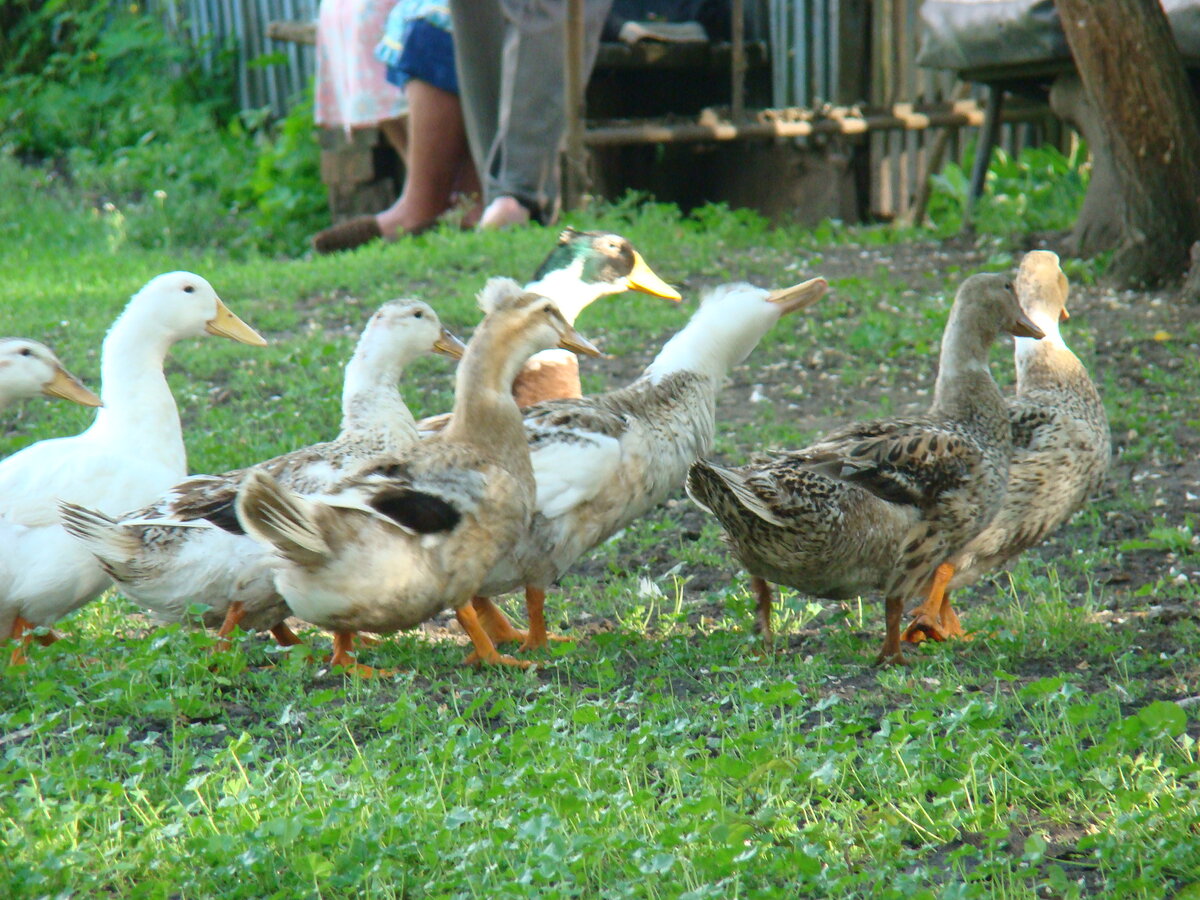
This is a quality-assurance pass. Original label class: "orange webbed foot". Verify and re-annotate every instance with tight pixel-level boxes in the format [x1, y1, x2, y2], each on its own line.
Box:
[457, 603, 534, 670]
[328, 631, 396, 678]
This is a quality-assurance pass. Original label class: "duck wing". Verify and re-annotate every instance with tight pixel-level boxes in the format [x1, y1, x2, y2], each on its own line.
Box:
[523, 401, 629, 519]
[796, 418, 981, 509]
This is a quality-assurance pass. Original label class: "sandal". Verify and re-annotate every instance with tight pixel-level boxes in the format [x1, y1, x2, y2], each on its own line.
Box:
[311, 216, 382, 254]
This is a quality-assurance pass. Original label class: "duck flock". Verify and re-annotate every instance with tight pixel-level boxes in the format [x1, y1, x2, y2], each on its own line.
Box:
[0, 230, 1110, 673]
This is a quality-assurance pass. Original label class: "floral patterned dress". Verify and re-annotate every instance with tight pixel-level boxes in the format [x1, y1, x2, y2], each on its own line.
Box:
[314, 0, 409, 133]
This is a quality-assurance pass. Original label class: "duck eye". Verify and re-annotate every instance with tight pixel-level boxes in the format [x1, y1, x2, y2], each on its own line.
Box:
[19, 347, 32, 357]
[1003, 282, 1014, 292]
[183, 285, 195, 294]
[413, 310, 423, 319]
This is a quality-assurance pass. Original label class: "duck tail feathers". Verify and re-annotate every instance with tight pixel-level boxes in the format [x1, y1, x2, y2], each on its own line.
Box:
[58, 501, 147, 581]
[686, 460, 789, 528]
[236, 469, 332, 568]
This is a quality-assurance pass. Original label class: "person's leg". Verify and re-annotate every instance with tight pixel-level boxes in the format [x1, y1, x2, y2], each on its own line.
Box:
[378, 116, 409, 166]
[449, 0, 506, 189]
[375, 78, 474, 238]
[480, 0, 612, 226]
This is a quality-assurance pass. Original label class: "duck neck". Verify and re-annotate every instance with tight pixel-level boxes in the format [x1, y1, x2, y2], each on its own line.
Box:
[644, 305, 753, 391]
[442, 326, 531, 458]
[1014, 313, 1086, 392]
[524, 269, 606, 326]
[514, 272, 605, 404]
[930, 304, 1004, 423]
[87, 306, 186, 471]
[338, 343, 418, 444]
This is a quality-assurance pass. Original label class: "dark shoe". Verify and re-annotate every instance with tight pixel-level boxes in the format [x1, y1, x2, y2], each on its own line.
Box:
[312, 216, 382, 254]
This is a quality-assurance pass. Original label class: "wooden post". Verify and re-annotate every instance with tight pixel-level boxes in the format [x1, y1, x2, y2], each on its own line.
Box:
[731, 0, 745, 122]
[1054, 0, 1200, 287]
[563, 0, 588, 211]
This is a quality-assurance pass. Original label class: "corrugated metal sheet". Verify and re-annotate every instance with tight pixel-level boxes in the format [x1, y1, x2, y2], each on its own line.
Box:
[150, 0, 317, 116]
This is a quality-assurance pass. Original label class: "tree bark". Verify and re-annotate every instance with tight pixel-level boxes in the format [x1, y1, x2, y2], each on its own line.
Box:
[1054, 0, 1200, 288]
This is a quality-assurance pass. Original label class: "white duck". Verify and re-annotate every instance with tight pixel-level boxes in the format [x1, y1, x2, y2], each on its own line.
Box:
[0, 338, 101, 412]
[0, 271, 265, 663]
[235, 280, 601, 674]
[59, 300, 464, 645]
[466, 278, 829, 653]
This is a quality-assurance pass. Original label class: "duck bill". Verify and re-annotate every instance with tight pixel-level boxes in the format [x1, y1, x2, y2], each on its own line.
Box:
[626, 252, 682, 301]
[557, 326, 603, 357]
[1059, 307, 1070, 322]
[205, 299, 268, 346]
[42, 367, 103, 407]
[767, 277, 829, 314]
[433, 328, 466, 360]
[1009, 310, 1047, 340]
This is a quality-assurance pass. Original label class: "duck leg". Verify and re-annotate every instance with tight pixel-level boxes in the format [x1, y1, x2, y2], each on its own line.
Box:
[329, 631, 393, 677]
[751, 576, 776, 651]
[517, 586, 572, 653]
[214, 600, 247, 651]
[470, 595, 529, 644]
[874, 595, 910, 667]
[901, 563, 964, 643]
[8, 616, 58, 666]
[269, 622, 304, 647]
[457, 603, 532, 669]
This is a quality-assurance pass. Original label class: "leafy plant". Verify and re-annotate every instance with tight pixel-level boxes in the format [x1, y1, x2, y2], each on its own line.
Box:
[928, 140, 1091, 236]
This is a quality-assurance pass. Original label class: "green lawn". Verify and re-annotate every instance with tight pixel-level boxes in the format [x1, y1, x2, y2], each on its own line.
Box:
[2, 156, 1198, 899]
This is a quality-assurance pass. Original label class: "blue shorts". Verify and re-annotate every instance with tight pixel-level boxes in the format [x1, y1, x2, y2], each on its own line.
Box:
[386, 18, 458, 96]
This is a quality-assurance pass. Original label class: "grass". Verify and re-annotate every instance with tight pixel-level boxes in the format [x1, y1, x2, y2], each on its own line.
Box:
[2, 152, 1199, 898]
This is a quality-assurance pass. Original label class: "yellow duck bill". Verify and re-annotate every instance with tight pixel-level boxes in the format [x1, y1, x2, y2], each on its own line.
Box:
[42, 367, 103, 407]
[767, 277, 829, 313]
[433, 328, 467, 359]
[557, 325, 603, 357]
[627, 252, 683, 301]
[205, 299, 268, 346]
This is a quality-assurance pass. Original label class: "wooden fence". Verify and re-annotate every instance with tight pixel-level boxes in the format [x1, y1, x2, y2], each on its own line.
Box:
[152, 0, 1060, 220]
[151, 0, 318, 117]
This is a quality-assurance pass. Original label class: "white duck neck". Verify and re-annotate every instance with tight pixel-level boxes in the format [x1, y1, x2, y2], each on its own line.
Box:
[338, 338, 419, 443]
[86, 305, 187, 471]
[1014, 309, 1066, 363]
[522, 266, 610, 378]
[643, 296, 764, 388]
[524, 266, 607, 326]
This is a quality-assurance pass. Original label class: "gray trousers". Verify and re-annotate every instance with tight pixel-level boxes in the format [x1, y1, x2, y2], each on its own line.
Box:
[449, 0, 612, 224]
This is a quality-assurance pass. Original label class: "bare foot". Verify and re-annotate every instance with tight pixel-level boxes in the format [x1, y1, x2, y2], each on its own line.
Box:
[478, 196, 531, 230]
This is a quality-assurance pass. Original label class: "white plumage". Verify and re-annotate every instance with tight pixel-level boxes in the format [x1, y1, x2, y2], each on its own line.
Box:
[1, 272, 265, 655]
[57, 300, 461, 637]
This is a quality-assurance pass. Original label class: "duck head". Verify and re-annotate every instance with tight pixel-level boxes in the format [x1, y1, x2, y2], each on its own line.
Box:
[0, 338, 102, 407]
[526, 228, 681, 324]
[1015, 250, 1071, 339]
[644, 276, 829, 384]
[361, 299, 465, 363]
[129, 271, 267, 347]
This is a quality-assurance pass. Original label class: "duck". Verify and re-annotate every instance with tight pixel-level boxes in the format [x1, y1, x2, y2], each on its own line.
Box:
[417, 227, 680, 431]
[0, 338, 101, 412]
[464, 278, 830, 654]
[685, 273, 1044, 666]
[58, 300, 464, 649]
[0, 271, 266, 664]
[235, 280, 601, 674]
[901, 251, 1110, 643]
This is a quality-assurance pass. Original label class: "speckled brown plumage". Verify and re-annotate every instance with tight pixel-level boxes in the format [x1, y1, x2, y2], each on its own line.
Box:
[902, 252, 1110, 642]
[687, 273, 1043, 664]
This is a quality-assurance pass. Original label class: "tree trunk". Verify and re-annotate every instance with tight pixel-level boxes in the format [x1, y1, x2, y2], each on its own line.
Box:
[1054, 0, 1200, 288]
